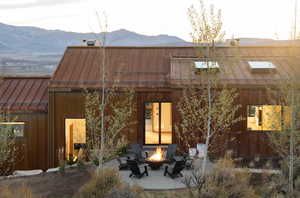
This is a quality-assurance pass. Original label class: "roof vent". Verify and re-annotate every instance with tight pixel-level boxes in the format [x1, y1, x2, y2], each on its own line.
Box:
[248, 61, 276, 73]
[230, 38, 240, 46]
[82, 40, 101, 46]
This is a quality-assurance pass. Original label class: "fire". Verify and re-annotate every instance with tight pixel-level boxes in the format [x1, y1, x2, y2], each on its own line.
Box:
[148, 146, 164, 161]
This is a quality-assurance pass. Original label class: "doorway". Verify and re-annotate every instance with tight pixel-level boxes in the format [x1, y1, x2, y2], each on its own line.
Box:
[144, 102, 172, 144]
[65, 119, 86, 161]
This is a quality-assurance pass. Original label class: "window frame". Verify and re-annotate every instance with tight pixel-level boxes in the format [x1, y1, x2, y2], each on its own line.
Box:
[143, 100, 173, 145]
[0, 121, 26, 138]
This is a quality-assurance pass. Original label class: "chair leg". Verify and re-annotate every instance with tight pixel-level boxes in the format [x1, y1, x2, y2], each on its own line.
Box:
[164, 166, 168, 176]
[145, 166, 148, 176]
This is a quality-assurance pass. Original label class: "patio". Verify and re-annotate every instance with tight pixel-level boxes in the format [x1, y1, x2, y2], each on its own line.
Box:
[104, 158, 214, 190]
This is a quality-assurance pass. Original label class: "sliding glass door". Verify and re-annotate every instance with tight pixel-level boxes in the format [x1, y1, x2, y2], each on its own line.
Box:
[144, 102, 172, 144]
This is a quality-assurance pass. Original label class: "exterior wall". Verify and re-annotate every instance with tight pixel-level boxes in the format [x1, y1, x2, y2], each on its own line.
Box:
[171, 88, 275, 158]
[234, 88, 275, 158]
[12, 113, 48, 170]
[48, 91, 85, 168]
[48, 88, 277, 167]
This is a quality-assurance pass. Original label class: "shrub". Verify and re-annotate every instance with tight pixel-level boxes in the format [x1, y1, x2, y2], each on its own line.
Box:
[0, 124, 18, 176]
[58, 147, 66, 176]
[76, 168, 146, 198]
[115, 142, 129, 157]
[184, 154, 258, 198]
[0, 184, 37, 198]
[257, 158, 300, 197]
[76, 168, 122, 198]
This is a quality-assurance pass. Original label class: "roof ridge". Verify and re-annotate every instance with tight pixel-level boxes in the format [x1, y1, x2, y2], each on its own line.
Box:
[66, 45, 300, 49]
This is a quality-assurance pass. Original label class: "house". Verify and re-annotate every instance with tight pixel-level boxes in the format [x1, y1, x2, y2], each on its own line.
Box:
[1, 46, 300, 170]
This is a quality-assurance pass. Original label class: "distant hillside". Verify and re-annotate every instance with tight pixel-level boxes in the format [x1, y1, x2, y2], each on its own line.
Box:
[0, 23, 189, 53]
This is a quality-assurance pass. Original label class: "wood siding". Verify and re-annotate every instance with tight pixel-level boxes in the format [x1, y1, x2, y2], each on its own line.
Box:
[13, 113, 48, 170]
[48, 91, 85, 168]
[48, 88, 277, 167]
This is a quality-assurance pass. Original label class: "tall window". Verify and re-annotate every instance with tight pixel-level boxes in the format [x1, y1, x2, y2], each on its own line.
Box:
[144, 102, 172, 144]
[0, 122, 25, 137]
[247, 105, 290, 131]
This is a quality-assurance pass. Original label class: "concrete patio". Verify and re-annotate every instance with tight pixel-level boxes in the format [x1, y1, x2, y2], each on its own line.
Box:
[104, 158, 214, 190]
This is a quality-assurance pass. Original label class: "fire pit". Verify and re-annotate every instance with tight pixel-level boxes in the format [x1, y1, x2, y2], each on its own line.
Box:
[145, 147, 167, 170]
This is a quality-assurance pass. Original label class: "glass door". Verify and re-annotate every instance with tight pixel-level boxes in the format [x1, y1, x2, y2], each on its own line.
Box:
[144, 102, 172, 144]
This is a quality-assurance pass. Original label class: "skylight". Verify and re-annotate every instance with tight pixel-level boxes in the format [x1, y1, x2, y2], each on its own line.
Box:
[248, 61, 276, 69]
[194, 61, 219, 69]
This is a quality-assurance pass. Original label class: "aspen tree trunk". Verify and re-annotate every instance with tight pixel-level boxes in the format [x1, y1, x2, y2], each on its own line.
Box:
[202, 82, 211, 175]
[289, 87, 295, 195]
[97, 18, 107, 171]
[202, 44, 212, 175]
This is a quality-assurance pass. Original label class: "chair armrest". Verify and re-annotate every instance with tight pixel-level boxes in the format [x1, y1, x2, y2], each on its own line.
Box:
[125, 153, 136, 160]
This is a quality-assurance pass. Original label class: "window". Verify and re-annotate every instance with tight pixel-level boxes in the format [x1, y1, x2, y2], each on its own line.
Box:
[247, 105, 288, 131]
[0, 122, 25, 137]
[194, 61, 219, 69]
[144, 102, 172, 144]
[248, 61, 276, 69]
[248, 61, 276, 73]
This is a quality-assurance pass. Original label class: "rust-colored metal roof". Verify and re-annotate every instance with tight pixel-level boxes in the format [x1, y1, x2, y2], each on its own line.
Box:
[0, 77, 49, 113]
[49, 46, 300, 88]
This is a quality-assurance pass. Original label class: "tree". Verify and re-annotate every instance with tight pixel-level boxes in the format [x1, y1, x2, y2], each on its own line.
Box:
[85, 86, 136, 168]
[0, 106, 18, 176]
[176, 0, 241, 175]
[84, 13, 137, 174]
[266, 78, 300, 196]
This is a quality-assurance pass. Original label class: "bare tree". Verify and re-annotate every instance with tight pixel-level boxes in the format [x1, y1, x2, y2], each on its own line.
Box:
[266, 78, 300, 196]
[178, 0, 241, 175]
[84, 13, 137, 171]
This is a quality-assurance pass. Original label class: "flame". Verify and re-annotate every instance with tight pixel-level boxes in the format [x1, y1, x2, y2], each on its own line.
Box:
[148, 146, 164, 161]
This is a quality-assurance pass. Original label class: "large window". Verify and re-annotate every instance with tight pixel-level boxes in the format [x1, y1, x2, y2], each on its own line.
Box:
[144, 102, 172, 144]
[247, 105, 291, 131]
[0, 122, 25, 137]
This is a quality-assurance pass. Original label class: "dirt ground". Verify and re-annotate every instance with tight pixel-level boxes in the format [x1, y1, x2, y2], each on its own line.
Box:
[0, 166, 96, 198]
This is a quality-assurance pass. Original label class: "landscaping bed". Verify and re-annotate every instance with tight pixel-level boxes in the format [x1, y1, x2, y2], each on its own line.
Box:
[0, 165, 95, 198]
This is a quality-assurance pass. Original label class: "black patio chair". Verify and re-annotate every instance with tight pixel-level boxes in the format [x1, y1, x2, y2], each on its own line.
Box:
[164, 159, 186, 179]
[130, 144, 148, 163]
[165, 144, 177, 163]
[127, 159, 149, 179]
[117, 156, 130, 170]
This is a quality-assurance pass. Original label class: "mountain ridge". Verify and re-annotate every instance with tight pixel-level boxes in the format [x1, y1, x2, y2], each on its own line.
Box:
[0, 23, 189, 53]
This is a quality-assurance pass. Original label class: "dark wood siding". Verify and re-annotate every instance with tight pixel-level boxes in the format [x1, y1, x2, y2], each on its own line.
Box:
[48, 88, 279, 167]
[12, 113, 48, 170]
[48, 91, 85, 168]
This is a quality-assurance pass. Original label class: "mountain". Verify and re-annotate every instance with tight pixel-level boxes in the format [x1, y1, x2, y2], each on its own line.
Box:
[0, 23, 188, 54]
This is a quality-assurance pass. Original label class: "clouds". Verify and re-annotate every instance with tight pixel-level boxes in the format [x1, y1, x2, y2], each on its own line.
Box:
[0, 0, 84, 10]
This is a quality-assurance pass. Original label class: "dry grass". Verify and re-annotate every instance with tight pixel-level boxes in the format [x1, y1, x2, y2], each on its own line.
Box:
[0, 184, 39, 198]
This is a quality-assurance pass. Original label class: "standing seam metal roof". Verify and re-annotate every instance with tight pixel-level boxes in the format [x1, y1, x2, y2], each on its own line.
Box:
[0, 77, 49, 113]
[49, 46, 300, 88]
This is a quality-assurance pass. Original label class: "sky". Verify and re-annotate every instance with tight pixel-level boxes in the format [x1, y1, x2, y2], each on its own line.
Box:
[0, 0, 298, 41]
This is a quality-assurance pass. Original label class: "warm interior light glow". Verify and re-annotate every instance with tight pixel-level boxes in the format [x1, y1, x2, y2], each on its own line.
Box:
[148, 146, 164, 161]
[0, 122, 25, 125]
